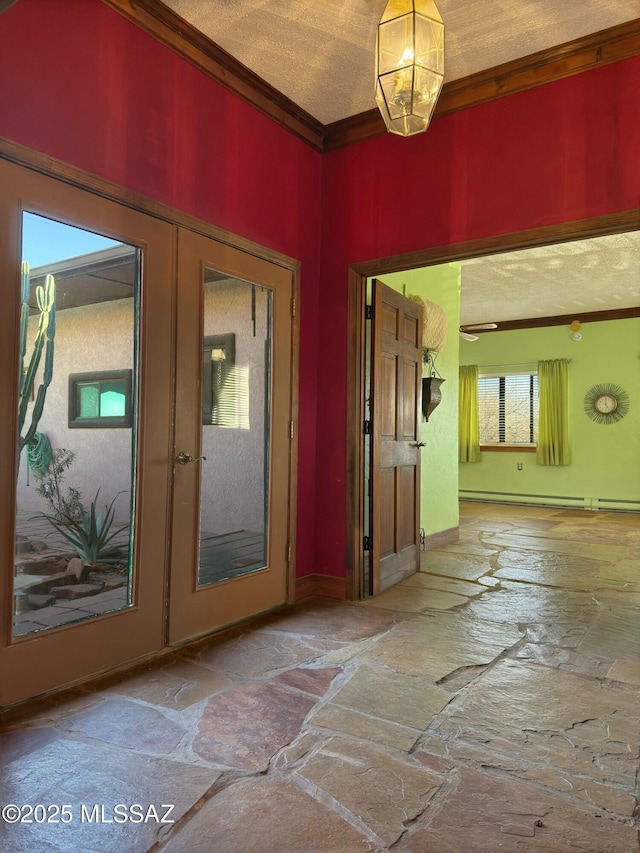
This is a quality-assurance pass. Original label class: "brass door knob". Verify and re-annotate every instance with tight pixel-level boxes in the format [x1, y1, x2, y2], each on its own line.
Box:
[176, 451, 207, 465]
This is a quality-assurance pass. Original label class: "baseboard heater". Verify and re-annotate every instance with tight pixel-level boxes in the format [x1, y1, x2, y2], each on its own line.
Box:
[459, 490, 640, 513]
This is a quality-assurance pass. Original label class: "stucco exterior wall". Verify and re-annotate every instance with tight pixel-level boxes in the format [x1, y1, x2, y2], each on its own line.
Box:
[200, 280, 269, 535]
[18, 298, 136, 522]
[17, 281, 268, 537]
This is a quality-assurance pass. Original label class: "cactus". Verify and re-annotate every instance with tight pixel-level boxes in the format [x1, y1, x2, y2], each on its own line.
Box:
[18, 262, 56, 463]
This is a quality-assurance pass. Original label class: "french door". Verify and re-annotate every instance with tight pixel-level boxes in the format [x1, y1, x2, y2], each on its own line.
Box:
[0, 158, 295, 706]
[168, 228, 293, 644]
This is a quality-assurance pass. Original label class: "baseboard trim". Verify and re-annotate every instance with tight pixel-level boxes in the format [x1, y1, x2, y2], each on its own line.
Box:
[459, 491, 640, 512]
[295, 573, 347, 602]
[423, 526, 459, 551]
[296, 534, 461, 600]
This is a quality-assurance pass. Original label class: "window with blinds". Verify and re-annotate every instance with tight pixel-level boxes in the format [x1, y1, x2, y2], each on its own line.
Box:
[478, 372, 538, 445]
[202, 333, 249, 429]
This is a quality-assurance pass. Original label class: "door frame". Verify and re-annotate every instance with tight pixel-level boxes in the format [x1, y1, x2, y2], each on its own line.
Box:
[168, 227, 296, 644]
[346, 209, 640, 602]
[0, 139, 300, 704]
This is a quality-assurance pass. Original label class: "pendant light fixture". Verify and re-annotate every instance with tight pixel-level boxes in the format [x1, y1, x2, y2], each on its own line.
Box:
[375, 0, 445, 137]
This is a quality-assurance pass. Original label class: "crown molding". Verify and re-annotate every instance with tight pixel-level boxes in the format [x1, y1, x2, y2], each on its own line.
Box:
[324, 18, 640, 152]
[462, 306, 640, 334]
[92, 7, 640, 153]
[100, 0, 324, 152]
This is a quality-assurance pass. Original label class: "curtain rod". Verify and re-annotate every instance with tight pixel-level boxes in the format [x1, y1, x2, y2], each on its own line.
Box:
[469, 359, 573, 369]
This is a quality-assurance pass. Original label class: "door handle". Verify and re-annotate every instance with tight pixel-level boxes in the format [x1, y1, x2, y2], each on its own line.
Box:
[176, 451, 207, 465]
[410, 442, 426, 448]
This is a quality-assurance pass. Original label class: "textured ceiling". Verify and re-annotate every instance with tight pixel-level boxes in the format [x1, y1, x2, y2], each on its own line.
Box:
[159, 0, 640, 323]
[163, 0, 638, 124]
[459, 231, 640, 325]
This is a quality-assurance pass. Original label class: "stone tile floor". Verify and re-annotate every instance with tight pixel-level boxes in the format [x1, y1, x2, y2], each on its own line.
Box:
[1, 502, 639, 852]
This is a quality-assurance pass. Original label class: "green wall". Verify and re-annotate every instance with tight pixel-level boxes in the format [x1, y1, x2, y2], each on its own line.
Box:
[379, 264, 461, 536]
[459, 319, 640, 510]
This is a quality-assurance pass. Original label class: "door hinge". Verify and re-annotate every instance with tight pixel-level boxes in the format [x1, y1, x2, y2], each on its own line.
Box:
[290, 420, 294, 439]
[290, 297, 296, 317]
[363, 535, 371, 551]
[363, 420, 371, 435]
[364, 305, 373, 320]
[287, 543, 292, 562]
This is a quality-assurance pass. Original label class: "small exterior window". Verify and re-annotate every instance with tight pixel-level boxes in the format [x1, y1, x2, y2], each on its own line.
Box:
[68, 370, 132, 428]
[478, 372, 538, 446]
[202, 333, 236, 426]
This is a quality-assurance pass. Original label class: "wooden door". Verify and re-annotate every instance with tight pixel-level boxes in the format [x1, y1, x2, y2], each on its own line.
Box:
[0, 159, 174, 707]
[168, 228, 294, 644]
[370, 280, 422, 595]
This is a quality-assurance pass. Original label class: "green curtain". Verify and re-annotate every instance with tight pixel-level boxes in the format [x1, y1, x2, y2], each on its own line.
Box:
[459, 365, 481, 462]
[537, 358, 570, 466]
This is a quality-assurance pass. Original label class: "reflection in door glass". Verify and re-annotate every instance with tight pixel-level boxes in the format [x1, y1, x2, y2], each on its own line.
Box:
[13, 213, 139, 637]
[198, 273, 271, 586]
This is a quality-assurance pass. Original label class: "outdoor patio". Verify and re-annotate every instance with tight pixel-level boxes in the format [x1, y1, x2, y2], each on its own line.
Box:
[13, 512, 265, 636]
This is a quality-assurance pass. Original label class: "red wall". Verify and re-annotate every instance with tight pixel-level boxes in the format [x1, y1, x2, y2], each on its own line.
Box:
[0, 0, 322, 577]
[315, 57, 640, 577]
[1, 1, 639, 585]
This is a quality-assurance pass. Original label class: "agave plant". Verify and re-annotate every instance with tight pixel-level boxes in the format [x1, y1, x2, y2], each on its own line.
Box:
[44, 490, 129, 565]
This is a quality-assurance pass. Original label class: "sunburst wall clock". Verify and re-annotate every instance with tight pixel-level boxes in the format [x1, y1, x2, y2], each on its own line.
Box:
[583, 383, 629, 424]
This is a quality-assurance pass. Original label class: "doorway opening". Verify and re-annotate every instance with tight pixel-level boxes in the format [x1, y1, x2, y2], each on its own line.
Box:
[347, 213, 640, 602]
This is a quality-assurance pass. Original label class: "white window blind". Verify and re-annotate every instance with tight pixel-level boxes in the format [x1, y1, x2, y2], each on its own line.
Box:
[478, 372, 539, 444]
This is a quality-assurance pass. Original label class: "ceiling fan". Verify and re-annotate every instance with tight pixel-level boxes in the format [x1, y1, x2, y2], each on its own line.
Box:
[459, 323, 498, 341]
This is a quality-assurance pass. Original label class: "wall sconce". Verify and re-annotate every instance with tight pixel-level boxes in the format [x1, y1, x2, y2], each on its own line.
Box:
[375, 0, 445, 137]
[422, 350, 444, 421]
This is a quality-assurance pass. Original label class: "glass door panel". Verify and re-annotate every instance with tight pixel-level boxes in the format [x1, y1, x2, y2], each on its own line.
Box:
[0, 158, 174, 707]
[169, 229, 293, 645]
[198, 276, 271, 586]
[14, 213, 139, 638]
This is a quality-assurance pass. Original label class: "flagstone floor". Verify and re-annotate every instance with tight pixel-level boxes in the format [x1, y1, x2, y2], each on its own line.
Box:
[1, 502, 639, 852]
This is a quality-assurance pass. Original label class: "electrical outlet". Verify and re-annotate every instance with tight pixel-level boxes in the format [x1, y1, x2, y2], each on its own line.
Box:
[517, 462, 523, 470]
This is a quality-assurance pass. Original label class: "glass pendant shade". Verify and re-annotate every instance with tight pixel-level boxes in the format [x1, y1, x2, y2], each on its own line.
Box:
[375, 0, 444, 137]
